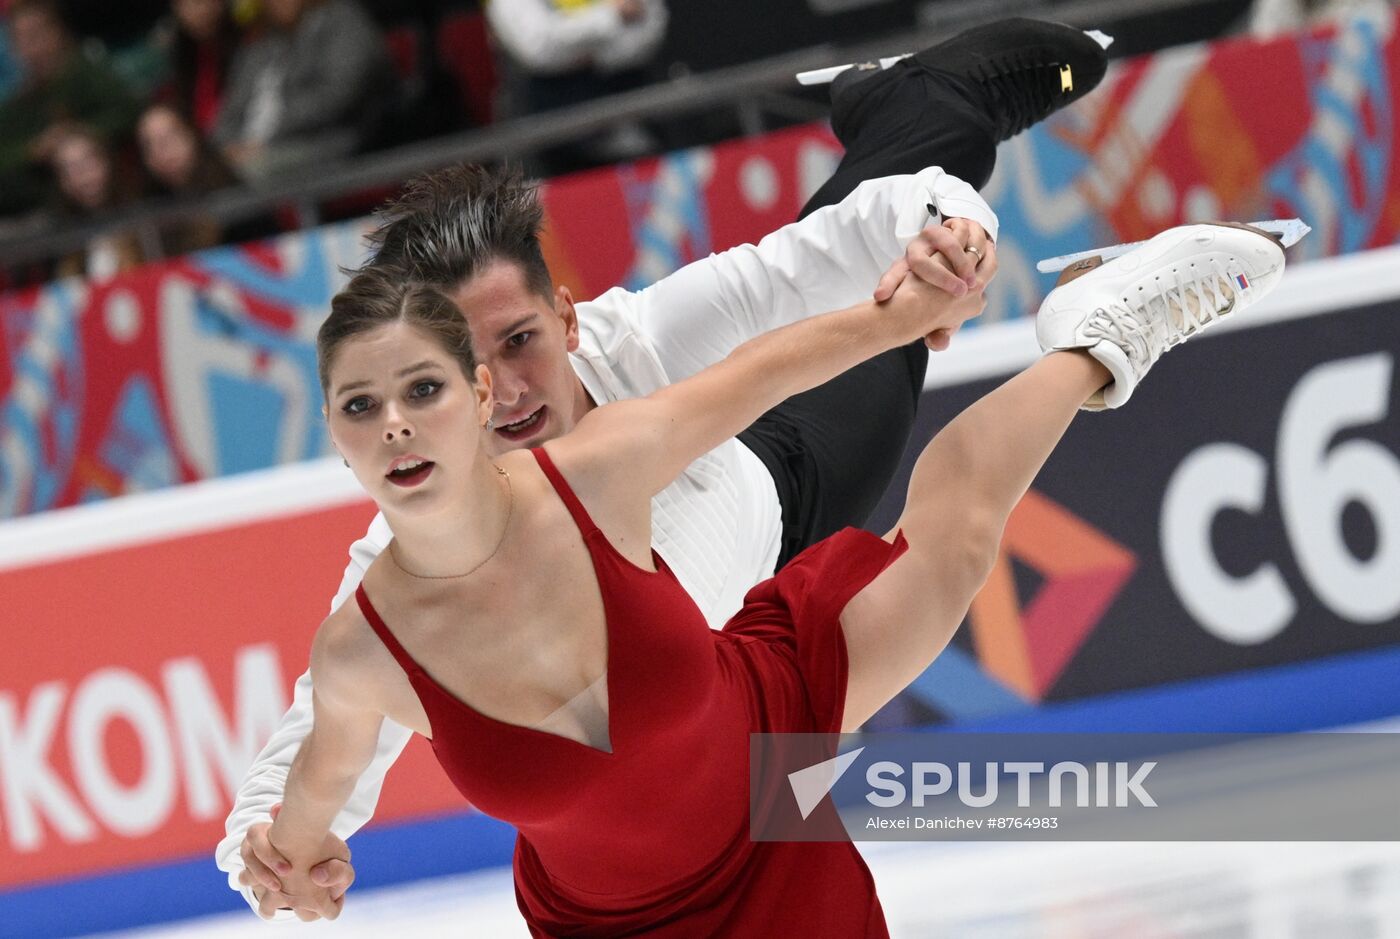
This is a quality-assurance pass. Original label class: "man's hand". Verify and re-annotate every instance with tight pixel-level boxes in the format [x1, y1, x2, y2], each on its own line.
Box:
[874, 217, 995, 350]
[874, 217, 998, 303]
[882, 250, 988, 351]
[238, 805, 354, 921]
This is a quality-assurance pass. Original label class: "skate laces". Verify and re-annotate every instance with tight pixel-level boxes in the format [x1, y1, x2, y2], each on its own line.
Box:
[976, 50, 1057, 137]
[1085, 261, 1239, 372]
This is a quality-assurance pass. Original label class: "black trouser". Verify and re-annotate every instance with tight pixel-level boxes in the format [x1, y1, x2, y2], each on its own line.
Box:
[737, 64, 998, 567]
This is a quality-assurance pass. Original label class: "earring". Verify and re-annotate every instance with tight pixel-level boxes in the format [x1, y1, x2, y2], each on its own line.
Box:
[485, 417, 495, 431]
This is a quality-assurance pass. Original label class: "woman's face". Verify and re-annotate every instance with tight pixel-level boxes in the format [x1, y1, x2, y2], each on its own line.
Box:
[138, 107, 197, 189]
[173, 0, 224, 41]
[53, 135, 111, 210]
[326, 321, 494, 516]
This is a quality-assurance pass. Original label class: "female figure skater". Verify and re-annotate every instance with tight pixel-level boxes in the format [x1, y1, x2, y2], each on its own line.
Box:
[266, 222, 1286, 936]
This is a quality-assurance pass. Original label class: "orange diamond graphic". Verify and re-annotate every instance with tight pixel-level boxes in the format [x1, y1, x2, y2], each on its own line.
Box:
[968, 490, 1137, 702]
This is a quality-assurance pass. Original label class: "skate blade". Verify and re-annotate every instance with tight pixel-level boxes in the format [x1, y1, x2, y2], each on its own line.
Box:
[1035, 219, 1312, 273]
[796, 54, 911, 86]
[1084, 29, 1115, 50]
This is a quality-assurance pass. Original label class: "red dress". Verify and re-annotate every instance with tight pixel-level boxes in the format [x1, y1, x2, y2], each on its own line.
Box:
[355, 447, 906, 937]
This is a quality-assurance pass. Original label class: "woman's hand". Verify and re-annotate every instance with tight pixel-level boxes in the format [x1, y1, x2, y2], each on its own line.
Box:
[262, 807, 353, 921]
[239, 803, 355, 920]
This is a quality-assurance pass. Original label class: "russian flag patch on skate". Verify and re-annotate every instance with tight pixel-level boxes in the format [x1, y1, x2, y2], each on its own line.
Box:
[1235, 273, 1251, 290]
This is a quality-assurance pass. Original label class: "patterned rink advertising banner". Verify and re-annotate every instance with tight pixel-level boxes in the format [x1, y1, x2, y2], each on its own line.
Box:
[4, 7, 1400, 520]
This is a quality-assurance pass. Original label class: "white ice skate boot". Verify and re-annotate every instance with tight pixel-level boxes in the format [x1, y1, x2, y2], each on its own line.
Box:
[1036, 223, 1288, 409]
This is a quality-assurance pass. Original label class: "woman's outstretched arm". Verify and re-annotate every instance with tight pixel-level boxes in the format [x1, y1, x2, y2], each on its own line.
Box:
[553, 271, 984, 508]
[263, 613, 387, 918]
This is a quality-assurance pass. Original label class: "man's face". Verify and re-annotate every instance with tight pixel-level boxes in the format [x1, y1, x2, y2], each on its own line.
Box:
[451, 260, 585, 456]
[11, 9, 69, 81]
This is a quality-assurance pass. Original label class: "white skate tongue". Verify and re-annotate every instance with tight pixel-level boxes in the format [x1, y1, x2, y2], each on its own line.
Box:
[1084, 29, 1115, 50]
[1036, 219, 1312, 274]
[796, 54, 912, 86]
[1085, 339, 1133, 410]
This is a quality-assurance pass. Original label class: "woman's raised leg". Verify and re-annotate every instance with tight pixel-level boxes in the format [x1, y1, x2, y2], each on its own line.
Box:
[837, 221, 1291, 731]
[838, 351, 1108, 730]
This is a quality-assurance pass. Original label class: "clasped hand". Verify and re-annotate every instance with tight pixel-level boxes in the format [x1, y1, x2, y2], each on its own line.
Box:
[239, 805, 354, 921]
[875, 217, 997, 350]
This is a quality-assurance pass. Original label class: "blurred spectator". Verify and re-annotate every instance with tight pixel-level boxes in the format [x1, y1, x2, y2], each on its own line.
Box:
[487, 0, 667, 111]
[212, 0, 392, 181]
[161, 0, 242, 135]
[46, 123, 146, 279]
[139, 101, 235, 195]
[138, 100, 264, 253]
[486, 0, 669, 171]
[0, 0, 141, 215]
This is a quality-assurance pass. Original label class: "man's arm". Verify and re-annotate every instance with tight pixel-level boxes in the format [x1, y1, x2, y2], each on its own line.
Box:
[215, 515, 411, 920]
[589, 165, 998, 384]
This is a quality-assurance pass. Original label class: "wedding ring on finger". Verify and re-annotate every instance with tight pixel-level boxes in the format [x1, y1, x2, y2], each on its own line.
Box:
[966, 244, 982, 262]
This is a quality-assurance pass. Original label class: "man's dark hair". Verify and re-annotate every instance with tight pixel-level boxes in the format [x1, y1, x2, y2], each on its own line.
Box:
[364, 164, 553, 299]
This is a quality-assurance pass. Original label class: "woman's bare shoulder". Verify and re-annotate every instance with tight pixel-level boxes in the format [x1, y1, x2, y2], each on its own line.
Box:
[310, 581, 393, 702]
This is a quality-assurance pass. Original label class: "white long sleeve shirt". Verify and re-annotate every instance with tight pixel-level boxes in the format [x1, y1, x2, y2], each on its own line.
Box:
[216, 166, 998, 916]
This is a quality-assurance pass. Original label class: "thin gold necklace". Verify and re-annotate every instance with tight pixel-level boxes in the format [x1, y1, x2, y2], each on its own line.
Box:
[388, 465, 513, 580]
